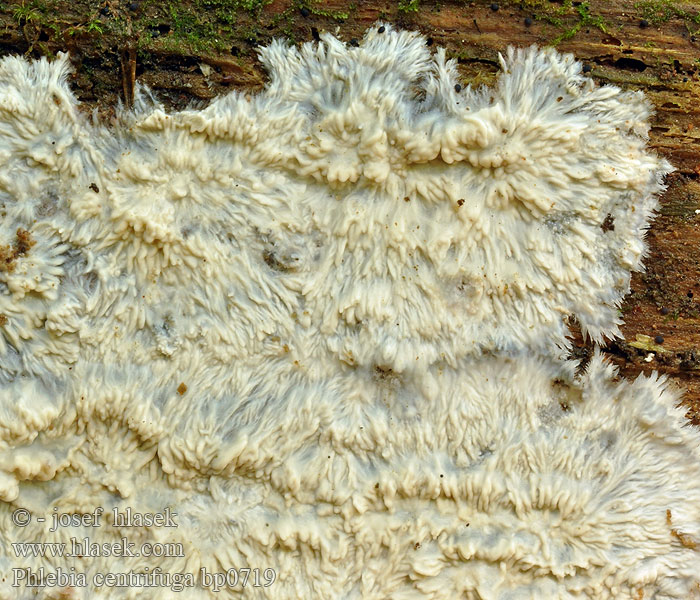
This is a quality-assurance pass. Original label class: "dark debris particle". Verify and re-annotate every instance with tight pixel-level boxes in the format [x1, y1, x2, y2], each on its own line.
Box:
[1, 229, 36, 273]
[349, 38, 359, 47]
[99, 6, 110, 16]
[640, 19, 649, 28]
[582, 63, 592, 73]
[688, 291, 694, 298]
[311, 27, 320, 41]
[656, 351, 674, 366]
[601, 213, 615, 232]
[680, 350, 700, 370]
[230, 45, 240, 56]
[454, 83, 462, 93]
[263, 249, 297, 272]
[375, 365, 394, 378]
[300, 6, 310, 17]
[490, 3, 499, 11]
[524, 17, 533, 27]
[89, 183, 99, 193]
[605, 339, 637, 362]
[426, 37, 433, 46]
[129, 2, 139, 11]
[457, 199, 465, 207]
[660, 306, 670, 315]
[378, 26, 386, 33]
[13, 229, 34, 257]
[654, 335, 665, 345]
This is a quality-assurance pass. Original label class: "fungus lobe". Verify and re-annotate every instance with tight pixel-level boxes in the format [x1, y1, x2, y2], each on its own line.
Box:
[0, 25, 697, 600]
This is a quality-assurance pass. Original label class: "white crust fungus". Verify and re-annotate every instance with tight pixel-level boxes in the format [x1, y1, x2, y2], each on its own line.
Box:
[0, 25, 698, 600]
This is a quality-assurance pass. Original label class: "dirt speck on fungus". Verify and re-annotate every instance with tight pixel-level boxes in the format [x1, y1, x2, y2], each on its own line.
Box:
[671, 528, 698, 549]
[0, 228, 35, 272]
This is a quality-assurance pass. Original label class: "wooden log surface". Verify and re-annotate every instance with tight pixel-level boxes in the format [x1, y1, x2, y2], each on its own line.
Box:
[1, 0, 699, 422]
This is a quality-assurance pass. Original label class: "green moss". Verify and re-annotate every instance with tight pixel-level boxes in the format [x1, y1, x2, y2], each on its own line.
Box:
[302, 1, 353, 21]
[12, 0, 44, 24]
[1, 0, 355, 59]
[201, 0, 272, 19]
[85, 19, 103, 35]
[398, 0, 420, 13]
[155, 2, 234, 52]
[551, 2, 607, 44]
[11, 0, 104, 50]
[44, 21, 61, 39]
[465, 0, 607, 45]
[63, 17, 105, 38]
[635, 0, 700, 33]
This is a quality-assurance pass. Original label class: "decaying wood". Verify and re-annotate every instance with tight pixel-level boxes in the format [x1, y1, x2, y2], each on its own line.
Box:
[120, 46, 136, 108]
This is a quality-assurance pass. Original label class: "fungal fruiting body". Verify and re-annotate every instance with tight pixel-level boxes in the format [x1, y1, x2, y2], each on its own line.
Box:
[0, 26, 698, 599]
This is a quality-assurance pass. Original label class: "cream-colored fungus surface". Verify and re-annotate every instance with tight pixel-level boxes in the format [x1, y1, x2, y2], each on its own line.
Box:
[0, 25, 698, 599]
